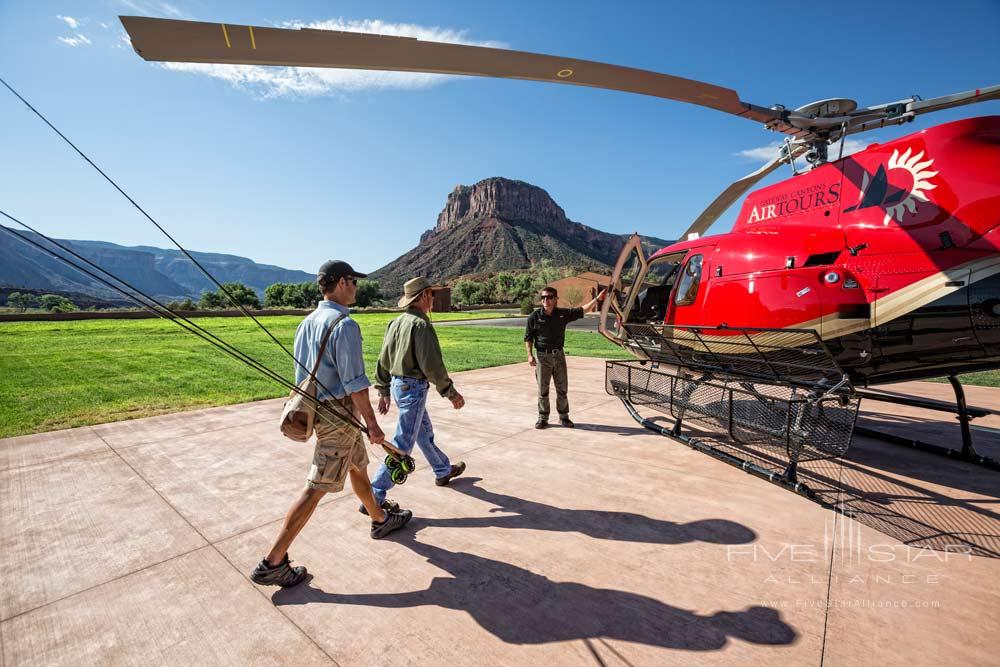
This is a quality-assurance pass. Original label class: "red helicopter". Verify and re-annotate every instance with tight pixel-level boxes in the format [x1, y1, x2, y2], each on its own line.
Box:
[120, 16, 1000, 492]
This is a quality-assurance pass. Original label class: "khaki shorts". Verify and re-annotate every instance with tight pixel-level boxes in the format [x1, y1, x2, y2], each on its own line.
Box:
[307, 399, 369, 493]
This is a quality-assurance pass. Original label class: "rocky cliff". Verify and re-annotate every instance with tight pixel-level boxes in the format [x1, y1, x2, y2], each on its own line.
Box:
[372, 177, 671, 296]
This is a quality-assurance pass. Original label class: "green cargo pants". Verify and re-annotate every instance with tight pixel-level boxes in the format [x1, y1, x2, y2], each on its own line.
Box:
[536, 349, 569, 419]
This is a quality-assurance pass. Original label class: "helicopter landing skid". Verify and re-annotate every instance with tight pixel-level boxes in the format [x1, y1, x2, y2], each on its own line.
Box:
[855, 378, 1000, 472]
[605, 360, 861, 488]
[616, 396, 816, 498]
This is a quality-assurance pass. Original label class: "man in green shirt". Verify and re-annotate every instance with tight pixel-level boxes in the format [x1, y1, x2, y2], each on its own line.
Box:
[366, 277, 467, 512]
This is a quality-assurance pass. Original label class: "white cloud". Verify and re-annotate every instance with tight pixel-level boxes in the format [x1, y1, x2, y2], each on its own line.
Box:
[736, 142, 784, 161]
[736, 138, 870, 163]
[100, 22, 110, 29]
[826, 138, 868, 159]
[118, 0, 191, 19]
[58, 33, 92, 47]
[160, 18, 508, 98]
[56, 15, 79, 29]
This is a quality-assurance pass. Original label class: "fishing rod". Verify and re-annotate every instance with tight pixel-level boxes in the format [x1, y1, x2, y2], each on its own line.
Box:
[0, 76, 347, 412]
[0, 211, 368, 435]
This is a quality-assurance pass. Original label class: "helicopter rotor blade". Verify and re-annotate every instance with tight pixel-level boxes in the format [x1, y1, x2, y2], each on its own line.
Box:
[678, 143, 809, 241]
[861, 84, 1000, 119]
[822, 84, 1000, 140]
[908, 83, 1000, 114]
[119, 16, 787, 127]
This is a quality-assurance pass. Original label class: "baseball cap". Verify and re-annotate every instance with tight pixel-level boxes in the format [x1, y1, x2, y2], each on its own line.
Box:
[317, 260, 367, 288]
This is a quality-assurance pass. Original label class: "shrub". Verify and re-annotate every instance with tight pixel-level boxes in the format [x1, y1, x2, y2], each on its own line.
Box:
[7, 292, 36, 311]
[165, 298, 196, 311]
[198, 290, 225, 310]
[220, 282, 261, 309]
[39, 294, 77, 312]
[264, 282, 321, 308]
[494, 272, 515, 303]
[263, 283, 289, 308]
[453, 280, 486, 305]
[355, 279, 381, 308]
[563, 287, 584, 305]
[199, 282, 260, 310]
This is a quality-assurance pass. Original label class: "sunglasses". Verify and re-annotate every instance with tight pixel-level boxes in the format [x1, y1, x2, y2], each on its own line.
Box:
[344, 277, 358, 286]
[540, 295, 557, 300]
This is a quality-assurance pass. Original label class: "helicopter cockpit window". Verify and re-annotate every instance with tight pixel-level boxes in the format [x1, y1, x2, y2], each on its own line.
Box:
[631, 257, 683, 323]
[674, 254, 703, 306]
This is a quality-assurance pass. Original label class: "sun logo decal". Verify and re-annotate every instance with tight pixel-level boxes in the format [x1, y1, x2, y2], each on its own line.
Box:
[844, 146, 939, 225]
[881, 148, 938, 225]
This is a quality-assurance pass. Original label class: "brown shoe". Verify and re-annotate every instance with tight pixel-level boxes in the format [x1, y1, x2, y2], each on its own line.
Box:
[435, 461, 467, 486]
[560, 417, 575, 428]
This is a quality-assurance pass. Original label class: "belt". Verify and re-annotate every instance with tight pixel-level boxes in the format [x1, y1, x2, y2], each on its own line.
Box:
[537, 348, 563, 354]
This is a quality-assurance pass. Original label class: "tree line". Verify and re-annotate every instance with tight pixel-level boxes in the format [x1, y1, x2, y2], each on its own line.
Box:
[6, 292, 79, 312]
[451, 262, 574, 313]
[3, 281, 380, 313]
[5, 264, 576, 314]
[163, 280, 382, 311]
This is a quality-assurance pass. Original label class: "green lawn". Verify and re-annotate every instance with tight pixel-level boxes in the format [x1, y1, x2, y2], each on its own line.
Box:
[4, 313, 995, 439]
[928, 371, 1000, 388]
[0, 312, 629, 438]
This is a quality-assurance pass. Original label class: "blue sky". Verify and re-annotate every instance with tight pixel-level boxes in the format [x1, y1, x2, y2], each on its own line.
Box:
[2, 0, 998, 274]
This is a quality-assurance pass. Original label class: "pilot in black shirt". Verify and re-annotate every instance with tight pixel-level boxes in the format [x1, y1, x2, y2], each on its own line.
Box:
[523, 285, 605, 429]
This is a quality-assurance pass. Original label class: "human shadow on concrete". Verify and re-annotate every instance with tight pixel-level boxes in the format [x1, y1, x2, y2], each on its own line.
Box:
[529, 422, 657, 436]
[273, 534, 797, 651]
[413, 477, 757, 546]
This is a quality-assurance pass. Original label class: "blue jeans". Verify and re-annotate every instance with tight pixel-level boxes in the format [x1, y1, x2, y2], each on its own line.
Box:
[371, 377, 453, 503]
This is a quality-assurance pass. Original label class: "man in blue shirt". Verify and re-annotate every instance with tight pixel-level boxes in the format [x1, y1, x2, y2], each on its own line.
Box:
[251, 260, 412, 588]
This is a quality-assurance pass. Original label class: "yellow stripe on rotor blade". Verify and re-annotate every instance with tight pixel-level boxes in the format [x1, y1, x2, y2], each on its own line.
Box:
[248, 25, 256, 49]
[221, 23, 231, 48]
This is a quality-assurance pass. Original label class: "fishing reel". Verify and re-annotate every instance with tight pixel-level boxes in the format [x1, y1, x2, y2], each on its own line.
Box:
[384, 453, 416, 484]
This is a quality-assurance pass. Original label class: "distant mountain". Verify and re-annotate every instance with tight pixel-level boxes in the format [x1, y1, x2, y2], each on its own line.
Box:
[0, 228, 313, 300]
[370, 177, 673, 296]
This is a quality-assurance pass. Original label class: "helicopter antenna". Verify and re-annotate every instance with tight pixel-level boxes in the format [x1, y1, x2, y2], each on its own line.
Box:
[679, 141, 809, 241]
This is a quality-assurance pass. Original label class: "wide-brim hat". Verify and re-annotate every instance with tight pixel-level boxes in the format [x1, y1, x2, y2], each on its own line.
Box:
[398, 276, 433, 308]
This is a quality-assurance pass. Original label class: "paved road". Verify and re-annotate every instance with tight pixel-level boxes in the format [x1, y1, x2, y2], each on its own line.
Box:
[438, 313, 602, 332]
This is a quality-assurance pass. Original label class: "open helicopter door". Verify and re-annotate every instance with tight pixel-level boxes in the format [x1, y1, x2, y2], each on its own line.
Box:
[599, 234, 648, 355]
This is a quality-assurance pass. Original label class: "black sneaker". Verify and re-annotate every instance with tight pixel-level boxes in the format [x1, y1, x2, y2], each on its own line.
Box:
[535, 419, 549, 429]
[371, 508, 413, 539]
[358, 498, 400, 516]
[435, 461, 466, 487]
[560, 417, 575, 428]
[250, 554, 307, 588]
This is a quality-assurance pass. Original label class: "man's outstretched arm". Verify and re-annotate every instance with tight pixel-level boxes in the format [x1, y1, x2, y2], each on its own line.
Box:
[581, 288, 608, 313]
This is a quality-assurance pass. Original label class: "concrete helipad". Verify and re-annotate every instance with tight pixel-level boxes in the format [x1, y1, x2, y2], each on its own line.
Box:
[2, 358, 998, 666]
